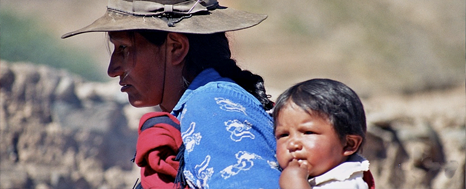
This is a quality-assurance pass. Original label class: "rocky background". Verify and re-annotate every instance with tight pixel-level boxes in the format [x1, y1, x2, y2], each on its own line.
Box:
[1, 61, 146, 189]
[1, 0, 465, 188]
[1, 61, 464, 189]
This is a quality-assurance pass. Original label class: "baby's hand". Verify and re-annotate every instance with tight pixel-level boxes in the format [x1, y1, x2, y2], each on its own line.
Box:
[285, 159, 309, 178]
[279, 159, 311, 189]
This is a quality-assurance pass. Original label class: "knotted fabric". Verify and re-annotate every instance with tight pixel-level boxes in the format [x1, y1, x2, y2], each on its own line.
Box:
[133, 0, 207, 15]
[135, 112, 183, 189]
[109, 0, 219, 16]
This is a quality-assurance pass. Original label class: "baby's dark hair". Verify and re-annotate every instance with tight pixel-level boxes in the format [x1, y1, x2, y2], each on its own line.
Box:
[137, 30, 274, 111]
[272, 78, 366, 152]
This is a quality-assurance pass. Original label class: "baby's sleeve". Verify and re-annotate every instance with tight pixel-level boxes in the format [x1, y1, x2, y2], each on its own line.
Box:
[314, 172, 369, 189]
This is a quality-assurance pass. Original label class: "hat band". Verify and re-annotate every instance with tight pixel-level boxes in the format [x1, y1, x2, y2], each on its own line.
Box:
[108, 0, 219, 16]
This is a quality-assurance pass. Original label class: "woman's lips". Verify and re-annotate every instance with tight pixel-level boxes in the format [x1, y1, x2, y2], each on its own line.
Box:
[121, 84, 131, 92]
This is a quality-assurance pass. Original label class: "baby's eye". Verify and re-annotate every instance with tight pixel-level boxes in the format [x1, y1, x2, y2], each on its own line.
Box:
[304, 131, 314, 135]
[275, 133, 288, 139]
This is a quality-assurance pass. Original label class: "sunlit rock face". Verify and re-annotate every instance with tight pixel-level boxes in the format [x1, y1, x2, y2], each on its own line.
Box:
[0, 61, 152, 189]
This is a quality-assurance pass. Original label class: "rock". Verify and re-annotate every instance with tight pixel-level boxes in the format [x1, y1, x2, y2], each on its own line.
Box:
[0, 61, 144, 188]
[362, 86, 465, 189]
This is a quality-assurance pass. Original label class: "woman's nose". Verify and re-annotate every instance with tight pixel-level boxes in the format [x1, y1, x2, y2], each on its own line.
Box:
[107, 54, 123, 78]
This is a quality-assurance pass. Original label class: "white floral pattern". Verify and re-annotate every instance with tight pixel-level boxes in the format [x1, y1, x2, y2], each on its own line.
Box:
[186, 155, 214, 189]
[182, 122, 202, 153]
[224, 119, 255, 142]
[215, 97, 247, 115]
[220, 151, 262, 179]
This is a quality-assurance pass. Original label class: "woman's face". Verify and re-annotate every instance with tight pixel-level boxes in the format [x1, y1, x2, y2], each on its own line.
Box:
[108, 31, 166, 107]
[275, 101, 347, 177]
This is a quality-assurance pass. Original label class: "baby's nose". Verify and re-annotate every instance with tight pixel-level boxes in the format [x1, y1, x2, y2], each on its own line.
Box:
[287, 140, 302, 152]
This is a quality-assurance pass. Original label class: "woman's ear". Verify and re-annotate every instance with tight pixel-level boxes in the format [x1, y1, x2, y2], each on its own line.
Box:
[166, 33, 189, 66]
[343, 135, 363, 156]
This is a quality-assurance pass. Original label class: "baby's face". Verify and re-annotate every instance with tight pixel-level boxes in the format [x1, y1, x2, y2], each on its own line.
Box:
[274, 102, 347, 177]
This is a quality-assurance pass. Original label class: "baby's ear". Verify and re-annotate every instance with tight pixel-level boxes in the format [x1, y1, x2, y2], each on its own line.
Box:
[343, 135, 363, 156]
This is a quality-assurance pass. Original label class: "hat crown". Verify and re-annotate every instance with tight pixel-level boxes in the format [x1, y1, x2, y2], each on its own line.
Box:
[62, 0, 266, 38]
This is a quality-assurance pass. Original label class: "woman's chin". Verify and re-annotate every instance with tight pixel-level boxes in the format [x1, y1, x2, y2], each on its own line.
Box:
[129, 99, 159, 108]
[128, 99, 145, 107]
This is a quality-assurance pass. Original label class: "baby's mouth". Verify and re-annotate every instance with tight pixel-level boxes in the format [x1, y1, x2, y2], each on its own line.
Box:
[292, 158, 308, 167]
[299, 159, 308, 165]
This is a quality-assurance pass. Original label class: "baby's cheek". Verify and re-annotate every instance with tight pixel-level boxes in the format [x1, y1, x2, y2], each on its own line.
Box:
[276, 146, 288, 168]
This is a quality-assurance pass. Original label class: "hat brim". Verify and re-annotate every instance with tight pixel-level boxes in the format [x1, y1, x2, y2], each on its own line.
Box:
[62, 7, 267, 39]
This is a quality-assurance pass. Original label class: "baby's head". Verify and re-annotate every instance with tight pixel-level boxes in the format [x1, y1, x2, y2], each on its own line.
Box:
[273, 78, 366, 177]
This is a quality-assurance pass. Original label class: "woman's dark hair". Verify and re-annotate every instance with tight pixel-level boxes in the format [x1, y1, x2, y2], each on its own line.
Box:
[138, 30, 274, 110]
[272, 78, 366, 152]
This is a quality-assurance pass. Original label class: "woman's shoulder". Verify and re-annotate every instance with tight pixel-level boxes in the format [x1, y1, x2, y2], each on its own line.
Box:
[181, 80, 271, 121]
[188, 80, 260, 107]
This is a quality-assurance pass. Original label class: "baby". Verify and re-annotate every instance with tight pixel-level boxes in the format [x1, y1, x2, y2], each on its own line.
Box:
[273, 78, 374, 189]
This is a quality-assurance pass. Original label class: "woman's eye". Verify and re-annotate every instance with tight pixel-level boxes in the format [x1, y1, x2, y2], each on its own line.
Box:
[119, 45, 127, 51]
[113, 44, 126, 52]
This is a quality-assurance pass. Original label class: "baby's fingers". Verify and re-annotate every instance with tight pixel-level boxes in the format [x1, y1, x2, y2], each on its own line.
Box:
[297, 159, 308, 168]
[289, 159, 301, 167]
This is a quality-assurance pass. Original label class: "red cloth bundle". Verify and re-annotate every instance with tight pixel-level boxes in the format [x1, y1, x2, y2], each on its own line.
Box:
[135, 112, 183, 189]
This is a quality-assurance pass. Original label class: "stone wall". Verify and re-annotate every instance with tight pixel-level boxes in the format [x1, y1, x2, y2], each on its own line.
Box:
[1, 61, 464, 188]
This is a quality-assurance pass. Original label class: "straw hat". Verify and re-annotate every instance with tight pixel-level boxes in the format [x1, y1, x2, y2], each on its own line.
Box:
[62, 0, 267, 38]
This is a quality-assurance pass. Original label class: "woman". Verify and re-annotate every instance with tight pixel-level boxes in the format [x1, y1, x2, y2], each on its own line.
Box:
[62, 0, 280, 188]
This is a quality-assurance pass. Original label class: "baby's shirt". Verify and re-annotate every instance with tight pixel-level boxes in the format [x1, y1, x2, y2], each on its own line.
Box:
[308, 154, 370, 189]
